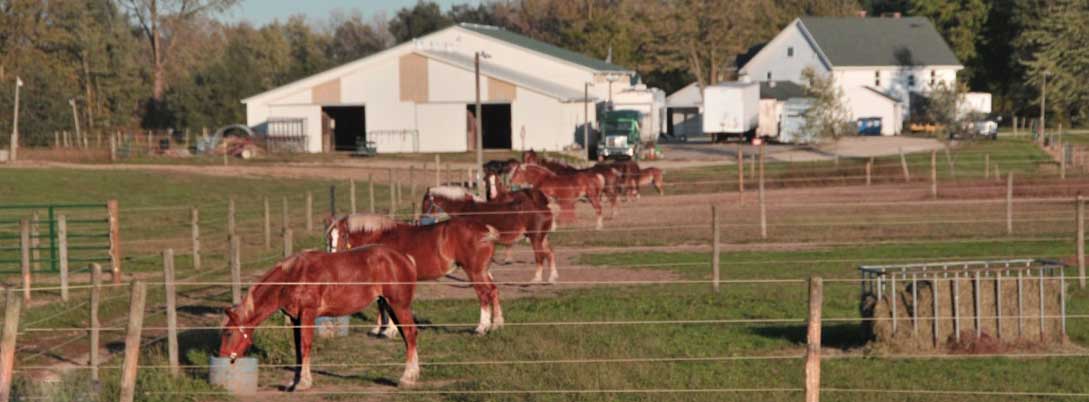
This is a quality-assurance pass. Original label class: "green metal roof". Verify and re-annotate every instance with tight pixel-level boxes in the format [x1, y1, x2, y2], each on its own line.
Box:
[459, 23, 632, 73]
[799, 17, 961, 67]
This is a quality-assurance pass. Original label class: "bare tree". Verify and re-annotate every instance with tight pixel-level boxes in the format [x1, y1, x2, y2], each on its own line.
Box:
[123, 0, 239, 102]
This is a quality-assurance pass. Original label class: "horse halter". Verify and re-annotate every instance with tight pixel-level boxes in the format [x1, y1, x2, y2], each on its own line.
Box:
[420, 194, 445, 226]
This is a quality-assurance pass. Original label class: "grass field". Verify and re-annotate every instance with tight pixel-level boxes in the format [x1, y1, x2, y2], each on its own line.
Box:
[2, 137, 1087, 401]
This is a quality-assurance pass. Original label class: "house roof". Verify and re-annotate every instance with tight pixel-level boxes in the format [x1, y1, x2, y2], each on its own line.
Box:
[458, 23, 632, 73]
[666, 82, 702, 108]
[418, 50, 593, 102]
[759, 81, 806, 100]
[798, 17, 961, 67]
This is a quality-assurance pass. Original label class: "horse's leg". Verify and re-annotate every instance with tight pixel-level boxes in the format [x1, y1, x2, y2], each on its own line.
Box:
[382, 298, 420, 386]
[654, 172, 664, 195]
[379, 304, 398, 338]
[466, 270, 497, 335]
[287, 315, 303, 390]
[542, 236, 558, 284]
[369, 305, 386, 337]
[530, 234, 546, 283]
[295, 310, 316, 391]
[503, 244, 514, 265]
[488, 271, 504, 330]
[587, 187, 604, 230]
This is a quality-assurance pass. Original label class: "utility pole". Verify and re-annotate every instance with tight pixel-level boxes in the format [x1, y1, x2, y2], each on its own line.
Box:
[475, 51, 490, 194]
[584, 82, 592, 161]
[9, 77, 22, 161]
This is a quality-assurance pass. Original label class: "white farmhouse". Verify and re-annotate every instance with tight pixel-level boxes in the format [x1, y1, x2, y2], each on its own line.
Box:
[243, 23, 636, 154]
[739, 16, 962, 135]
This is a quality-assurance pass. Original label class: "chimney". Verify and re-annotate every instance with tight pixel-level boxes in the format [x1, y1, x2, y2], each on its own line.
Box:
[857, 10, 867, 18]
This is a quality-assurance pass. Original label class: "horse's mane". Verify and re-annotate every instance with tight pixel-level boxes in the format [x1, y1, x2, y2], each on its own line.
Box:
[347, 213, 400, 233]
[428, 186, 483, 202]
[239, 251, 309, 319]
[521, 164, 556, 176]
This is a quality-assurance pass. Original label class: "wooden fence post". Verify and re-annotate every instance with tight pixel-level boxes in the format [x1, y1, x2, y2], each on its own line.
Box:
[0, 289, 22, 402]
[1006, 173, 1014, 235]
[435, 155, 441, 187]
[20, 219, 30, 302]
[305, 192, 313, 232]
[737, 143, 745, 196]
[985, 154, 991, 179]
[899, 147, 910, 182]
[89, 263, 101, 382]
[350, 179, 357, 213]
[369, 174, 376, 214]
[58, 214, 69, 302]
[930, 150, 937, 199]
[390, 169, 397, 218]
[865, 158, 872, 186]
[759, 143, 767, 240]
[329, 185, 336, 216]
[227, 197, 236, 237]
[805, 277, 823, 402]
[263, 197, 271, 250]
[107, 199, 121, 284]
[1078, 195, 1086, 289]
[749, 154, 755, 181]
[230, 235, 241, 305]
[162, 249, 179, 377]
[711, 205, 720, 293]
[109, 135, 117, 162]
[283, 229, 293, 258]
[281, 197, 289, 235]
[191, 208, 201, 270]
[118, 281, 147, 402]
[410, 166, 418, 202]
[1062, 143, 1068, 180]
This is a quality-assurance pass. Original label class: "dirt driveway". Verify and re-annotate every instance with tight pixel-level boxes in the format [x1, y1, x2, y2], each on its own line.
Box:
[655, 136, 945, 166]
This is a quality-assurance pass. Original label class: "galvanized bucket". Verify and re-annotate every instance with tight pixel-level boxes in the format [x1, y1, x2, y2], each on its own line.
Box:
[209, 356, 258, 395]
[315, 316, 350, 338]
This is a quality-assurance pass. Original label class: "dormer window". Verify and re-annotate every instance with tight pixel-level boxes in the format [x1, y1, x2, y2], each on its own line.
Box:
[930, 70, 936, 86]
[908, 75, 916, 88]
[787, 46, 794, 57]
[874, 71, 881, 86]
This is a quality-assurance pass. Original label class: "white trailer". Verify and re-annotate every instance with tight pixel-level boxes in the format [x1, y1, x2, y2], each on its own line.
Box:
[702, 82, 759, 142]
[611, 85, 667, 143]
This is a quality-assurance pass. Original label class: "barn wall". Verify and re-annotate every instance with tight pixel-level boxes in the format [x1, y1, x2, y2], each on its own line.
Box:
[416, 103, 468, 152]
[427, 58, 482, 103]
[512, 88, 569, 151]
[267, 104, 322, 152]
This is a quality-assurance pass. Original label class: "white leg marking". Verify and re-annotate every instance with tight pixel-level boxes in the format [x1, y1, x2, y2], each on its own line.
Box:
[474, 305, 492, 335]
[399, 351, 420, 387]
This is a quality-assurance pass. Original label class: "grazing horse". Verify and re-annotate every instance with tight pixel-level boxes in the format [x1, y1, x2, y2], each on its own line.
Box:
[636, 167, 665, 196]
[326, 214, 501, 335]
[521, 151, 622, 215]
[422, 188, 560, 283]
[509, 163, 605, 229]
[219, 246, 420, 391]
[606, 159, 643, 199]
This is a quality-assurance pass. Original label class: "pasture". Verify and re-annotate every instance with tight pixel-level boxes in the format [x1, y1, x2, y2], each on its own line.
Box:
[2, 136, 1089, 401]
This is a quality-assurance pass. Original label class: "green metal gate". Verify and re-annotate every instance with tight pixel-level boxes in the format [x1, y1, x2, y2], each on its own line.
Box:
[0, 203, 113, 274]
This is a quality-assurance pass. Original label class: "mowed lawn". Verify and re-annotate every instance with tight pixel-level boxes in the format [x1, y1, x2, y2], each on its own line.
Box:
[1, 154, 1087, 401]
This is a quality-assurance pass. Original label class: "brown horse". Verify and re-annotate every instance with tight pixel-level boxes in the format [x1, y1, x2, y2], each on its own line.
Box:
[422, 187, 560, 283]
[607, 159, 643, 199]
[326, 214, 501, 335]
[219, 246, 420, 391]
[509, 163, 605, 229]
[522, 150, 621, 213]
[636, 167, 665, 197]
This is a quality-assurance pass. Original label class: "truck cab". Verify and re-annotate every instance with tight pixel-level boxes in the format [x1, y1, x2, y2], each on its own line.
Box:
[599, 110, 642, 160]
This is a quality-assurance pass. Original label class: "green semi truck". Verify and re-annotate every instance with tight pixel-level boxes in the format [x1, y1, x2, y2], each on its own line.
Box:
[598, 110, 642, 160]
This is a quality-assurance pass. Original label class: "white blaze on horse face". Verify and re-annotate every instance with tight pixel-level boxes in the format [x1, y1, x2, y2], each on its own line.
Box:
[328, 227, 339, 252]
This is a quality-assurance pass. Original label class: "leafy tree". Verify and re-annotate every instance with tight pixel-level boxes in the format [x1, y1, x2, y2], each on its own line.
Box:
[1016, 0, 1089, 126]
[800, 67, 853, 143]
[389, 1, 452, 43]
[909, 0, 989, 82]
[328, 14, 391, 65]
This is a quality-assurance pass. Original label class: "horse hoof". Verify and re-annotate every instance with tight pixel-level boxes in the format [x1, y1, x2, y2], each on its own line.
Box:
[548, 276, 558, 285]
[474, 327, 489, 336]
[490, 318, 505, 331]
[293, 378, 313, 391]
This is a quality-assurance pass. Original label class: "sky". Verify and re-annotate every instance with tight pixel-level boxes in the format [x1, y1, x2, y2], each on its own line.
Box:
[228, 0, 482, 26]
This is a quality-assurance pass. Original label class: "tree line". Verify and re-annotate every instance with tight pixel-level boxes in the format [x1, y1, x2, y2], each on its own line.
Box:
[1, 0, 1086, 146]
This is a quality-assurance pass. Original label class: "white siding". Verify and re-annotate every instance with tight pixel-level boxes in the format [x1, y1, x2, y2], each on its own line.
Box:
[740, 21, 829, 84]
[267, 105, 322, 151]
[512, 88, 571, 151]
[427, 58, 481, 103]
[415, 103, 467, 152]
[844, 87, 902, 136]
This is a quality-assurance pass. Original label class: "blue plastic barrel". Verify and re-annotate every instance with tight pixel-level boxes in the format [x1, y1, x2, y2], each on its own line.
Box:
[315, 316, 350, 337]
[209, 356, 258, 395]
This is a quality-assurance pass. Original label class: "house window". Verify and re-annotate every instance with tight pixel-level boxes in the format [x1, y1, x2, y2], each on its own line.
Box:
[930, 70, 936, 86]
[767, 71, 773, 81]
[908, 75, 916, 88]
[787, 46, 794, 57]
[874, 71, 881, 86]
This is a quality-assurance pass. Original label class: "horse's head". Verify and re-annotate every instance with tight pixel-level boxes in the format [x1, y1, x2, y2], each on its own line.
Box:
[523, 149, 539, 164]
[219, 307, 255, 363]
[324, 216, 347, 252]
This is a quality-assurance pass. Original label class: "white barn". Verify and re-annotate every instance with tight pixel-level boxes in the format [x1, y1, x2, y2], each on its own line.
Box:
[243, 23, 637, 154]
[739, 16, 962, 135]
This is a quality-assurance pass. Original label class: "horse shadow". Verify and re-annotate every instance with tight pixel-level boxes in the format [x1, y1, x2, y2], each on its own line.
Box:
[749, 322, 869, 350]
